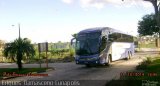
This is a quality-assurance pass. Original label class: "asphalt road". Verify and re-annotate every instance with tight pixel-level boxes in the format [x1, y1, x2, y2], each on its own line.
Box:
[1, 51, 159, 86]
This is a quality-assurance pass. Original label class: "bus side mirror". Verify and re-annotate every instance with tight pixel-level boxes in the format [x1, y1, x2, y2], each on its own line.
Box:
[71, 38, 76, 45]
[108, 38, 113, 42]
[102, 36, 107, 40]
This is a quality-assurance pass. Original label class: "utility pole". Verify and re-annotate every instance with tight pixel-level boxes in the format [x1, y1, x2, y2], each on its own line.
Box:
[158, 2, 160, 27]
[12, 23, 21, 39]
[18, 23, 21, 39]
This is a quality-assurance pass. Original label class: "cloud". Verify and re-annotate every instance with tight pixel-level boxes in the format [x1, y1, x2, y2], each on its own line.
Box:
[80, 0, 105, 9]
[62, 0, 74, 4]
[92, 2, 105, 9]
[141, 1, 153, 8]
[61, 0, 153, 9]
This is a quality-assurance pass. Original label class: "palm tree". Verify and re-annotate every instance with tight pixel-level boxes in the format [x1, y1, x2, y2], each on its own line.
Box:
[3, 38, 35, 70]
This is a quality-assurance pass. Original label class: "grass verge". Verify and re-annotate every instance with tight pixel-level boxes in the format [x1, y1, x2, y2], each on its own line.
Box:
[106, 56, 160, 86]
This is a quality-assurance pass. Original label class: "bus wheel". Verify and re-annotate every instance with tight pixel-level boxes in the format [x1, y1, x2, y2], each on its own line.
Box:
[127, 52, 131, 60]
[106, 55, 111, 66]
[130, 51, 132, 56]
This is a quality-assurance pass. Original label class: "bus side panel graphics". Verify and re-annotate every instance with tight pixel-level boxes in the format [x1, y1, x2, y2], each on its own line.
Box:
[111, 42, 134, 61]
[99, 43, 112, 64]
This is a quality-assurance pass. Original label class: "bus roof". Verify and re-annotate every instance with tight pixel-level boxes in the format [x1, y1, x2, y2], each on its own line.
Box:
[78, 27, 105, 34]
[78, 27, 132, 36]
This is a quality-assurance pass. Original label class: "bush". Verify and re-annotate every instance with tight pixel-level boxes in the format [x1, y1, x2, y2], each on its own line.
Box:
[69, 48, 75, 57]
[50, 49, 70, 56]
[136, 57, 152, 70]
[62, 56, 74, 62]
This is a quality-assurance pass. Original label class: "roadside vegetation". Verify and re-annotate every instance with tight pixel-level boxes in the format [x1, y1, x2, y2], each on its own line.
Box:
[138, 42, 156, 48]
[130, 56, 160, 80]
[0, 40, 75, 64]
[0, 38, 56, 80]
[106, 56, 160, 86]
[31, 41, 75, 63]
[3, 38, 35, 70]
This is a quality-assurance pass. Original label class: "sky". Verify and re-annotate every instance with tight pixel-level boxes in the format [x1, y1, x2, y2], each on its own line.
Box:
[0, 0, 154, 43]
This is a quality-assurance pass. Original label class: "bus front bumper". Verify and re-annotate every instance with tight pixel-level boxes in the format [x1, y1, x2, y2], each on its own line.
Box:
[75, 58, 100, 64]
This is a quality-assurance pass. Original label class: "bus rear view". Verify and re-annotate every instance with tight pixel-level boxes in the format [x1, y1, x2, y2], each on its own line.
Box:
[71, 27, 134, 67]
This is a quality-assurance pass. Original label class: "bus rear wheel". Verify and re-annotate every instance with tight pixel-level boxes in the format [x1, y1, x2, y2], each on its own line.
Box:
[127, 52, 131, 60]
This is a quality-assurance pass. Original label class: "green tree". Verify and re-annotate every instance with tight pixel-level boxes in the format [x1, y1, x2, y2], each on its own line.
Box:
[0, 40, 5, 48]
[3, 38, 35, 70]
[123, 0, 160, 31]
[0, 40, 5, 57]
[138, 14, 159, 36]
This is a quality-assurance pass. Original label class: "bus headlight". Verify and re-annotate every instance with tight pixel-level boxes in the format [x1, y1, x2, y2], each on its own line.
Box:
[76, 61, 79, 64]
[75, 55, 80, 59]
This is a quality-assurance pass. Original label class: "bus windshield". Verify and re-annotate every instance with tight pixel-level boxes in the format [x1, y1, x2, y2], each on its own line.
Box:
[76, 32, 100, 55]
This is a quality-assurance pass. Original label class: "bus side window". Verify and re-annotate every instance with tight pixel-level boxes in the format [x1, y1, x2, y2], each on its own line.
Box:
[100, 36, 107, 52]
[108, 33, 117, 42]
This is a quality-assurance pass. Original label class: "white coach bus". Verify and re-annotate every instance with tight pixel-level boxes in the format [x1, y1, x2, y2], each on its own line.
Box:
[71, 27, 134, 66]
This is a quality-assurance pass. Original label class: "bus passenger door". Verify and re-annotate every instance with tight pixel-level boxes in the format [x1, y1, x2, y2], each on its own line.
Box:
[99, 36, 107, 63]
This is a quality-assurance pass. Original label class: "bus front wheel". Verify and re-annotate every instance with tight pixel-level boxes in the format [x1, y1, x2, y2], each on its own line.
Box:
[105, 55, 111, 66]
